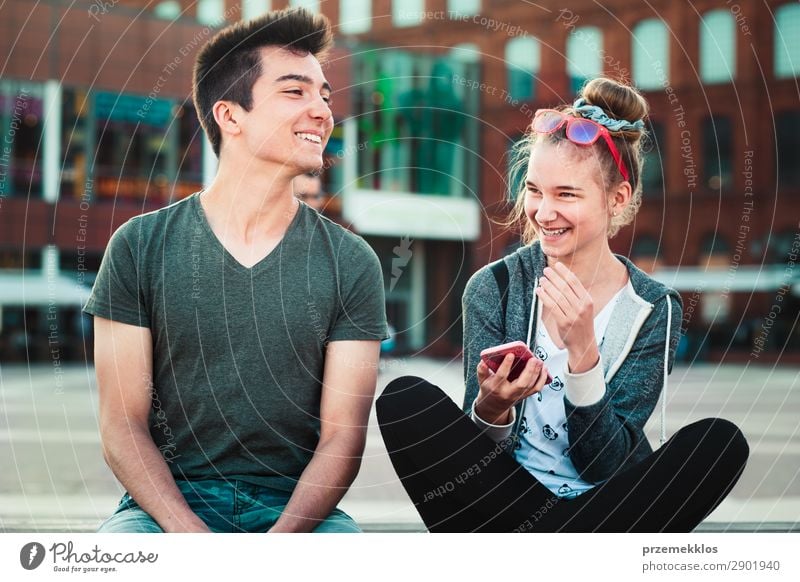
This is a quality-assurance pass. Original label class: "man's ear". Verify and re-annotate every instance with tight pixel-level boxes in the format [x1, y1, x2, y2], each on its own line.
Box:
[212, 100, 242, 141]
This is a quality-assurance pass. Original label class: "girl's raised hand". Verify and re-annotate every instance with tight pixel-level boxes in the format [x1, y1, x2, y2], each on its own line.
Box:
[536, 261, 600, 373]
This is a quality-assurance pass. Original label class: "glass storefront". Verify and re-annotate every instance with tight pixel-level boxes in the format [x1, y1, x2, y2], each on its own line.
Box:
[60, 86, 203, 204]
[0, 80, 44, 198]
[352, 48, 480, 197]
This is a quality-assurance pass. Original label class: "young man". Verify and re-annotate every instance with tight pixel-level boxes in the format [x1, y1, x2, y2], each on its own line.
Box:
[84, 9, 387, 533]
[293, 172, 326, 211]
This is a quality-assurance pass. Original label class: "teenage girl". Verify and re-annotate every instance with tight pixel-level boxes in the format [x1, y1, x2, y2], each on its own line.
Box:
[377, 77, 749, 532]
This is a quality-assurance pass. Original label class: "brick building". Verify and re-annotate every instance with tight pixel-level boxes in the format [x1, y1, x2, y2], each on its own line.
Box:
[1, 0, 798, 361]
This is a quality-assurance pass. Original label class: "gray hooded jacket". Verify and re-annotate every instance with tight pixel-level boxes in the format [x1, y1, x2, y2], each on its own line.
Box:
[462, 242, 683, 483]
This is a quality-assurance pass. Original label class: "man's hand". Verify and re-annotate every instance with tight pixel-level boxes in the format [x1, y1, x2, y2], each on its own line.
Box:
[268, 340, 380, 532]
[95, 317, 207, 533]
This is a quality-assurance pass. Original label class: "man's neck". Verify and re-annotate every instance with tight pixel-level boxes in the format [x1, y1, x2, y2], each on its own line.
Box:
[200, 157, 300, 244]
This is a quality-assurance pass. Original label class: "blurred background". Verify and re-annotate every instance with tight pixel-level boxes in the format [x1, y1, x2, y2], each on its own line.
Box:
[0, 0, 798, 531]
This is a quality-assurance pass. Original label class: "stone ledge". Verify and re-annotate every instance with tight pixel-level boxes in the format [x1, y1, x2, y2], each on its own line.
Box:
[3, 520, 798, 533]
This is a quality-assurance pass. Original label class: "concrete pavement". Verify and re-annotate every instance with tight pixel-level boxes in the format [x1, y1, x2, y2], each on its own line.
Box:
[0, 359, 798, 531]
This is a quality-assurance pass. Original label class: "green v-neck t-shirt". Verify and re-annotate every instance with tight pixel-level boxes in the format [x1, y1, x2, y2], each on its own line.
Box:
[84, 192, 388, 491]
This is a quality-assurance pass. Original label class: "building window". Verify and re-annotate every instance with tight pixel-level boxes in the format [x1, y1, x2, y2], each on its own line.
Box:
[242, 0, 270, 21]
[289, 0, 319, 12]
[60, 89, 202, 205]
[197, 0, 225, 25]
[506, 36, 539, 102]
[393, 0, 423, 28]
[451, 43, 481, 64]
[770, 229, 799, 263]
[641, 121, 665, 195]
[60, 87, 91, 201]
[700, 233, 731, 276]
[353, 49, 479, 197]
[59, 251, 102, 281]
[448, 0, 479, 17]
[320, 125, 344, 197]
[703, 116, 732, 191]
[700, 232, 731, 258]
[154, 1, 182, 20]
[777, 111, 800, 187]
[632, 235, 661, 259]
[700, 10, 736, 84]
[775, 3, 800, 78]
[631, 235, 661, 272]
[632, 19, 668, 90]
[340, 0, 371, 34]
[0, 248, 42, 269]
[567, 27, 603, 94]
[506, 134, 526, 202]
[176, 104, 204, 197]
[0, 79, 44, 199]
[91, 91, 181, 203]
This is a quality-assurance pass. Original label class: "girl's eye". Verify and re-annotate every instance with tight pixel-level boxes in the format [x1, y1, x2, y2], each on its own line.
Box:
[286, 89, 303, 96]
[527, 188, 541, 196]
[322, 95, 331, 104]
[560, 192, 576, 197]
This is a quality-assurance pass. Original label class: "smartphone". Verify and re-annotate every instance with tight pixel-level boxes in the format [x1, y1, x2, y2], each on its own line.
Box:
[480, 341, 552, 383]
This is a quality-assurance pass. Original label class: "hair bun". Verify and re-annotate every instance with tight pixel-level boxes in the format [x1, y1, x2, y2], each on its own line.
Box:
[580, 78, 648, 137]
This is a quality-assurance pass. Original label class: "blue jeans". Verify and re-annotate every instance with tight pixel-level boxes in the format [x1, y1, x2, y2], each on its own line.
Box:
[97, 479, 360, 533]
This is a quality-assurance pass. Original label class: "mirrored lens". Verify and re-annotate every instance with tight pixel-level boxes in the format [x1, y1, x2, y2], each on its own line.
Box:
[567, 119, 601, 144]
[534, 111, 565, 133]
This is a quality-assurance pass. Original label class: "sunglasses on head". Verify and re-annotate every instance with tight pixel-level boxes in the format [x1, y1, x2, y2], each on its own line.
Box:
[532, 109, 630, 182]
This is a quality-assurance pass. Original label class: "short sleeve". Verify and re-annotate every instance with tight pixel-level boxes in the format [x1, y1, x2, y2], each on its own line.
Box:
[82, 220, 148, 327]
[328, 237, 388, 342]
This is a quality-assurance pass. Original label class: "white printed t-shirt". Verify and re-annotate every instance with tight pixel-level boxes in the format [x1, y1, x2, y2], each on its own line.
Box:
[513, 281, 630, 498]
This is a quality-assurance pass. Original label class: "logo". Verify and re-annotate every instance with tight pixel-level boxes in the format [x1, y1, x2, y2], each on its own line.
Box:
[20, 542, 46, 570]
[389, 236, 413, 292]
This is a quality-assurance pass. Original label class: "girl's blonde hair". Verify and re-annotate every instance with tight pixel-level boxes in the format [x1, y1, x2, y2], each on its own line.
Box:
[505, 77, 650, 244]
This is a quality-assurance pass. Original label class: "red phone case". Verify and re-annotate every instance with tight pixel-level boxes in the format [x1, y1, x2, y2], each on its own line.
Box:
[480, 341, 552, 383]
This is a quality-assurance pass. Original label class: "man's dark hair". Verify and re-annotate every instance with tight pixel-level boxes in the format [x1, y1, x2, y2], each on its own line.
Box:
[193, 8, 333, 157]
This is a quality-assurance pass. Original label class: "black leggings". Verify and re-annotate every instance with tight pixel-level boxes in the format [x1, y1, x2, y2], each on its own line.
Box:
[376, 376, 749, 533]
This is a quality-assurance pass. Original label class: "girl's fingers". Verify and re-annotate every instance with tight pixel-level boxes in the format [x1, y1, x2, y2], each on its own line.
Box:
[494, 353, 515, 381]
[520, 364, 551, 400]
[543, 265, 578, 303]
[476, 360, 490, 383]
[536, 283, 567, 320]
[552, 261, 587, 298]
[548, 264, 595, 322]
[515, 357, 540, 388]
[535, 363, 551, 389]
[541, 272, 576, 314]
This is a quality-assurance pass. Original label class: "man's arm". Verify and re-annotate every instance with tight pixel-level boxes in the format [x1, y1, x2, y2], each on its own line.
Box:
[269, 339, 380, 533]
[94, 316, 209, 533]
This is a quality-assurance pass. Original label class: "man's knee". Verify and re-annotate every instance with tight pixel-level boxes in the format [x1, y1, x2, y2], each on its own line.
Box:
[312, 509, 361, 533]
[97, 508, 164, 533]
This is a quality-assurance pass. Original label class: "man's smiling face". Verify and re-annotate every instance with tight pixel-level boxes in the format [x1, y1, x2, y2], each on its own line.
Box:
[233, 46, 334, 174]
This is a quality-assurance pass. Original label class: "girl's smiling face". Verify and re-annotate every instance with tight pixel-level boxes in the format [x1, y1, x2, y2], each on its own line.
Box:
[524, 139, 620, 262]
